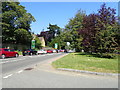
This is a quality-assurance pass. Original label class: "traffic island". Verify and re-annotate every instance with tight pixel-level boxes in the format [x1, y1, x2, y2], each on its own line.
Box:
[52, 52, 119, 76]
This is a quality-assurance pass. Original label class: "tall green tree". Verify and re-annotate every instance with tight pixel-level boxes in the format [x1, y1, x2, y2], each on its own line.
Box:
[49, 10, 86, 50]
[2, 2, 35, 45]
[95, 3, 118, 53]
[65, 10, 85, 51]
[48, 35, 66, 49]
[47, 24, 61, 45]
[34, 36, 42, 49]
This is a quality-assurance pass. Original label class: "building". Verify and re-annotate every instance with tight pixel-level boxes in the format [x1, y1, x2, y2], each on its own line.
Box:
[32, 34, 46, 48]
[37, 31, 53, 45]
[38, 37, 45, 47]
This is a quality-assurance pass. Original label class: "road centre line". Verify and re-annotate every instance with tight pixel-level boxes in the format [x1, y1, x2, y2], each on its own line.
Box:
[0, 55, 44, 64]
[0, 55, 46, 64]
[0, 58, 26, 64]
[47, 54, 53, 55]
[16, 70, 23, 74]
[40, 55, 45, 56]
[3, 70, 24, 79]
[3, 74, 13, 79]
[0, 53, 59, 64]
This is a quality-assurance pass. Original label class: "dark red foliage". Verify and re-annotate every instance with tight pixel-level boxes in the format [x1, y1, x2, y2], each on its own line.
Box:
[78, 14, 98, 51]
[77, 3, 117, 53]
[97, 3, 117, 28]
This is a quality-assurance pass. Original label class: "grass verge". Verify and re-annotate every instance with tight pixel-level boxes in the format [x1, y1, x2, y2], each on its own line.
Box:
[52, 52, 119, 73]
[15, 51, 22, 55]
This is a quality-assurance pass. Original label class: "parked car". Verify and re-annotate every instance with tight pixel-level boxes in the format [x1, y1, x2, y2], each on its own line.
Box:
[64, 49, 68, 53]
[22, 49, 37, 56]
[37, 49, 47, 54]
[47, 49, 53, 53]
[59, 49, 64, 52]
[52, 49, 57, 53]
[68, 50, 75, 53]
[0, 48, 19, 59]
[55, 49, 59, 53]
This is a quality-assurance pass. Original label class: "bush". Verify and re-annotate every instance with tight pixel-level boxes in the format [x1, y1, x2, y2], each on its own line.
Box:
[99, 53, 117, 59]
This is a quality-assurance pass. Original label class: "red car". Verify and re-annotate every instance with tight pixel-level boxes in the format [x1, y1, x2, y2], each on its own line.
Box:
[47, 50, 53, 53]
[0, 48, 19, 59]
[59, 49, 64, 52]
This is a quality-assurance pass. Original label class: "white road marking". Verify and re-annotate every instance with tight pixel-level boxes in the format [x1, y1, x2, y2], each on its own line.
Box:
[1, 59, 8, 60]
[3, 74, 13, 79]
[40, 55, 46, 56]
[0, 62, 3, 64]
[0, 58, 26, 64]
[5, 61, 9, 63]
[28, 56, 34, 58]
[16, 70, 23, 74]
[47, 54, 53, 55]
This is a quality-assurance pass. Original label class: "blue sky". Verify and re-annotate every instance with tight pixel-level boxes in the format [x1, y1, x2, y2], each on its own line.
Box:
[20, 2, 118, 34]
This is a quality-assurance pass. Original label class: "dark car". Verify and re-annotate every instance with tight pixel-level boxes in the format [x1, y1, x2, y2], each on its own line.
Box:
[0, 48, 19, 59]
[22, 49, 37, 56]
[64, 49, 68, 53]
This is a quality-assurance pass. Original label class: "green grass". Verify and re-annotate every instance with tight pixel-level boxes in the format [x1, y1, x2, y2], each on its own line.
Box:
[15, 51, 22, 55]
[52, 52, 119, 73]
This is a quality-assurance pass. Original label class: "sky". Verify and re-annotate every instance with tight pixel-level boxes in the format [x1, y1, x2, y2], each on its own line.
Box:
[20, 2, 118, 34]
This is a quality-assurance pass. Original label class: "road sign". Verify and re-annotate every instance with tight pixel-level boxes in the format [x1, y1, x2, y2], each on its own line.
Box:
[54, 43, 58, 49]
[31, 40, 35, 49]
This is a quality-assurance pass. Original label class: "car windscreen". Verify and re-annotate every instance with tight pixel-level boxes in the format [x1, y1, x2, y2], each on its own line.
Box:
[10, 49, 14, 51]
[4, 49, 10, 51]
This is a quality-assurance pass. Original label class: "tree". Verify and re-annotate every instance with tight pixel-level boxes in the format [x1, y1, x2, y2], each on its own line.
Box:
[78, 14, 98, 53]
[49, 10, 86, 51]
[34, 36, 42, 49]
[47, 24, 61, 45]
[48, 36, 65, 49]
[95, 3, 118, 53]
[2, 2, 35, 45]
[64, 10, 86, 51]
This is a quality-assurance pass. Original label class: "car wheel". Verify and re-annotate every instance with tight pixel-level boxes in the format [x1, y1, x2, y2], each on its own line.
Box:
[30, 53, 33, 56]
[2, 54, 6, 59]
[15, 54, 19, 57]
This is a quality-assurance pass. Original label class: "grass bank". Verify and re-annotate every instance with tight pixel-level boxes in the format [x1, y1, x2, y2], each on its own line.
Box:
[15, 50, 22, 55]
[52, 52, 119, 73]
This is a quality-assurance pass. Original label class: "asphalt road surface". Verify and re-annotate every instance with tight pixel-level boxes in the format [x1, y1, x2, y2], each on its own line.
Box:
[0, 53, 118, 88]
[1, 53, 64, 74]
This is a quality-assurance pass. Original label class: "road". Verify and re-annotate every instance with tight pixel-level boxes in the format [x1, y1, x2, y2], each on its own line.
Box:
[1, 53, 64, 74]
[0, 53, 118, 88]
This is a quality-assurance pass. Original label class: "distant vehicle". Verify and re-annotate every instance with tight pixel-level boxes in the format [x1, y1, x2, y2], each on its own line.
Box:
[68, 50, 74, 53]
[55, 49, 59, 53]
[64, 49, 68, 53]
[37, 49, 47, 54]
[52, 49, 57, 53]
[59, 49, 64, 52]
[0, 48, 19, 59]
[47, 50, 53, 53]
[22, 49, 37, 56]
